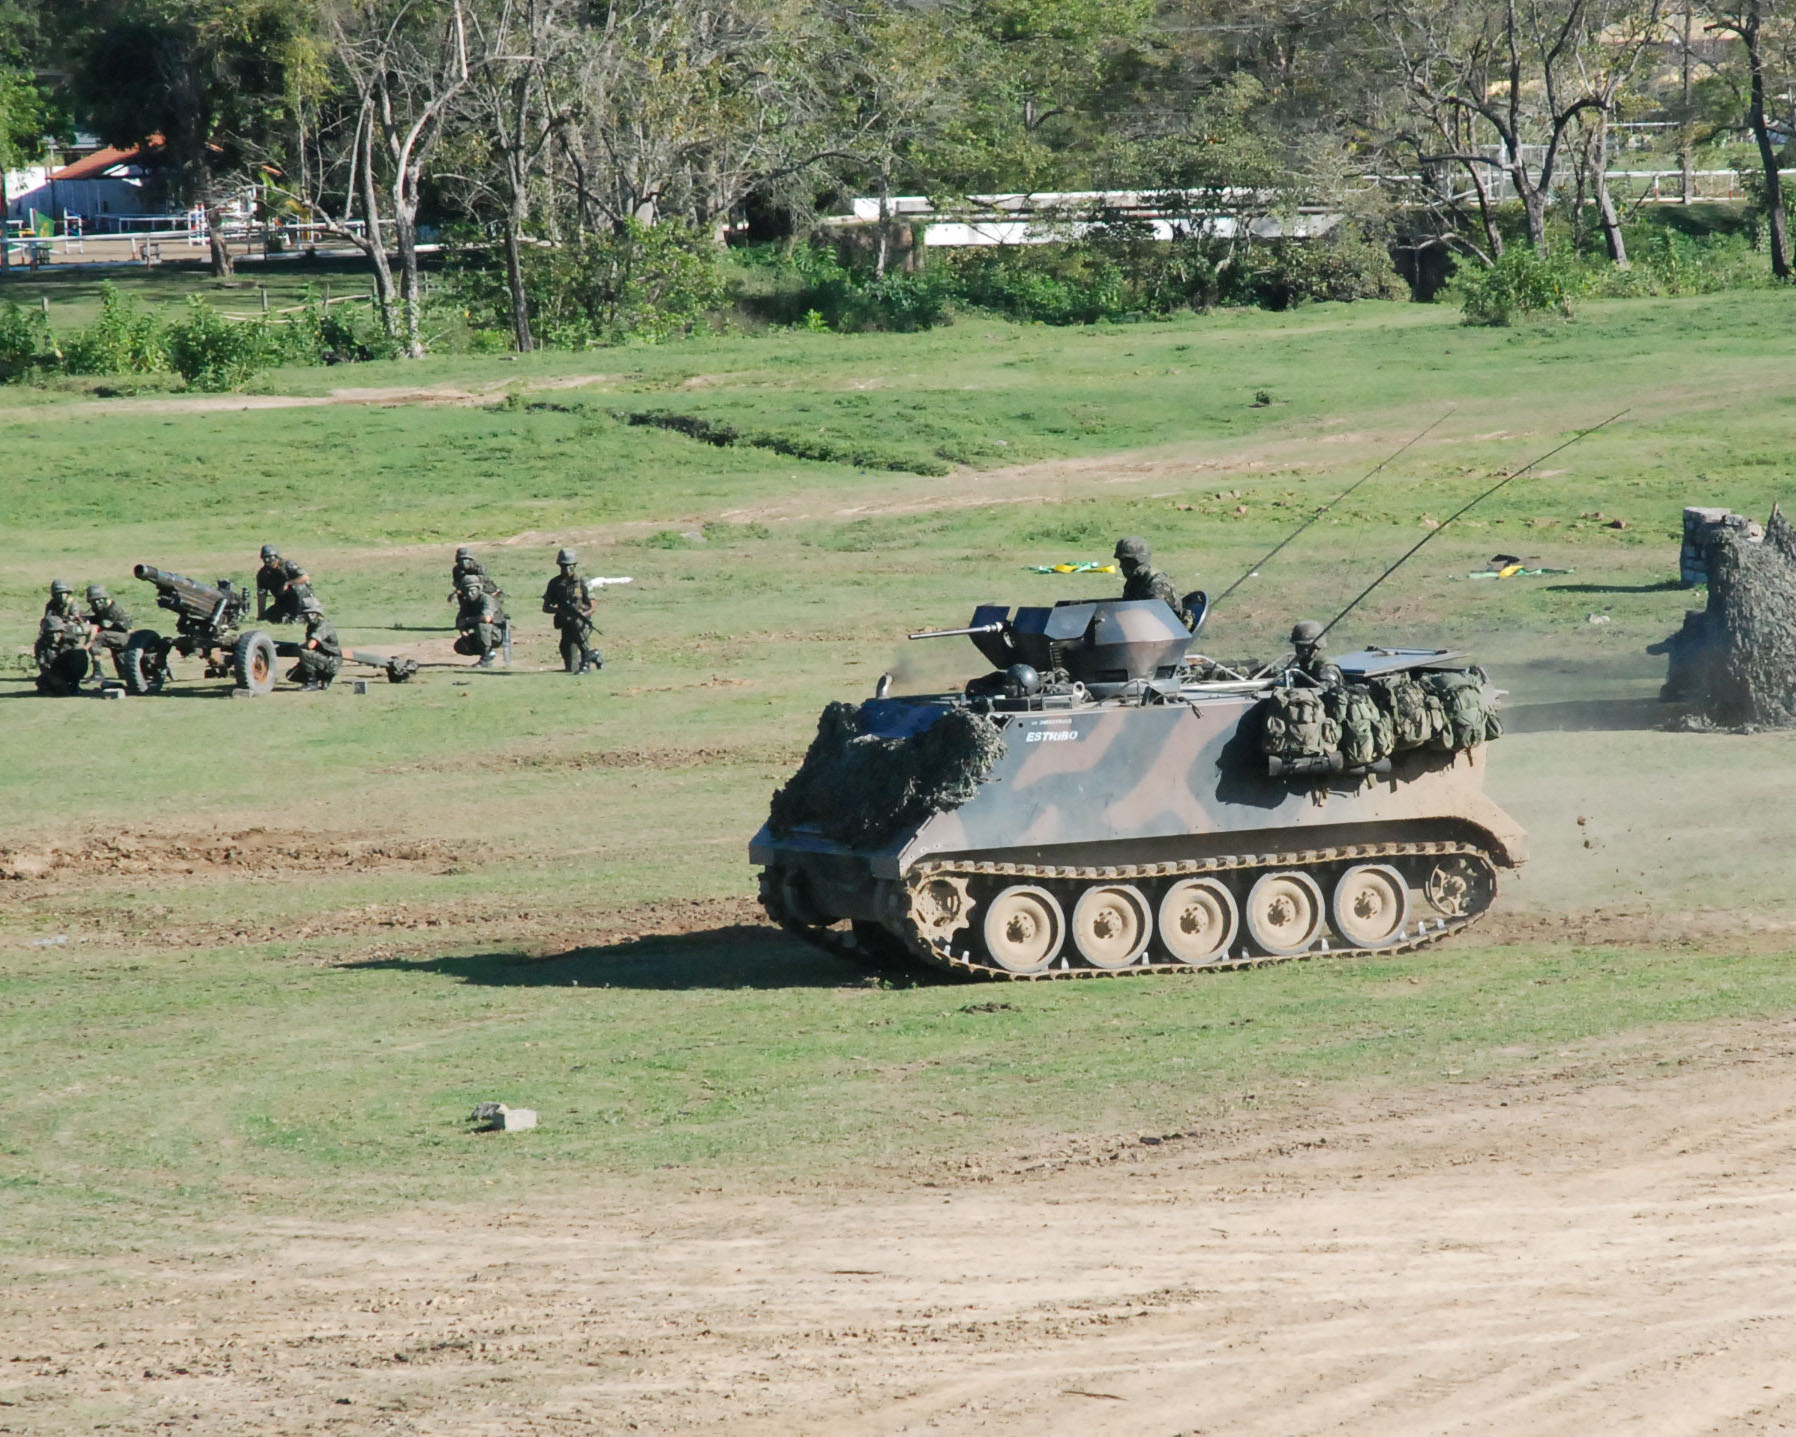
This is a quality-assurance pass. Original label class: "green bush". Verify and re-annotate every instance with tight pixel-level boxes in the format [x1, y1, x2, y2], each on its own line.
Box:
[0, 300, 55, 382]
[61, 282, 166, 375]
[164, 297, 274, 391]
[1453, 245, 1577, 325]
[453, 220, 725, 348]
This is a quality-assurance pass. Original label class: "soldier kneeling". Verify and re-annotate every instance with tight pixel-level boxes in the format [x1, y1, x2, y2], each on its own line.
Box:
[287, 595, 342, 690]
[452, 571, 506, 667]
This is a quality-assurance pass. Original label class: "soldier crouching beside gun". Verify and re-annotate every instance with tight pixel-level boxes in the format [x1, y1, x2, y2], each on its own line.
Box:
[287, 595, 342, 690]
[256, 543, 314, 624]
[85, 583, 132, 678]
[453, 571, 506, 667]
[34, 580, 91, 694]
[542, 547, 603, 674]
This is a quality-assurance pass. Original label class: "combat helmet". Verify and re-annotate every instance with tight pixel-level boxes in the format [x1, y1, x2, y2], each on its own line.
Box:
[455, 545, 475, 562]
[50, 578, 72, 595]
[1114, 536, 1150, 567]
[86, 583, 108, 601]
[458, 571, 485, 592]
[1290, 619, 1325, 647]
[556, 547, 578, 567]
[298, 593, 323, 616]
[261, 543, 280, 562]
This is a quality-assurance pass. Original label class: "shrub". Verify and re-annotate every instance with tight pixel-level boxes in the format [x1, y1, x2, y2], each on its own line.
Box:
[164, 297, 273, 391]
[61, 283, 166, 375]
[0, 301, 55, 382]
[1454, 245, 1577, 326]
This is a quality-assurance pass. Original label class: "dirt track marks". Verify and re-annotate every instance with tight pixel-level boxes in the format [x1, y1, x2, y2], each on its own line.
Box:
[12, 1022, 1796, 1433]
[0, 827, 455, 883]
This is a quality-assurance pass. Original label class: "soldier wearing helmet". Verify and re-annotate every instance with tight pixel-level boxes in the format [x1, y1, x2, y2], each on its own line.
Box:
[34, 579, 90, 692]
[1286, 619, 1342, 688]
[286, 593, 342, 690]
[256, 543, 314, 625]
[541, 546, 602, 674]
[453, 569, 506, 668]
[449, 545, 501, 602]
[1113, 537, 1195, 632]
[85, 582, 134, 678]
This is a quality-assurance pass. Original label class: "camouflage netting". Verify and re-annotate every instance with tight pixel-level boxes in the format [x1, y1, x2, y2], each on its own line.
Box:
[1702, 507, 1796, 727]
[768, 702, 1008, 847]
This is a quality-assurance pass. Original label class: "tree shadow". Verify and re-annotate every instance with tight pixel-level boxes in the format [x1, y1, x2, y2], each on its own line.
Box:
[341, 923, 957, 991]
[1545, 580, 1688, 595]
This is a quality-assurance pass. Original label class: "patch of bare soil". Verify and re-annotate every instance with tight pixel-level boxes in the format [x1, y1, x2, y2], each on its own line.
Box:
[0, 828, 456, 884]
[11, 1020, 1796, 1433]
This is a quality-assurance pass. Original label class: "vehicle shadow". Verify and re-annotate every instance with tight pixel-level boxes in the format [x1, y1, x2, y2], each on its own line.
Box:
[342, 923, 956, 990]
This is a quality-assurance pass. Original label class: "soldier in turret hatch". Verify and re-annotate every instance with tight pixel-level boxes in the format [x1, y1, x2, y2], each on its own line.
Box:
[287, 594, 342, 690]
[453, 570, 505, 667]
[256, 543, 314, 624]
[85, 583, 133, 678]
[1286, 619, 1343, 688]
[1113, 536, 1195, 631]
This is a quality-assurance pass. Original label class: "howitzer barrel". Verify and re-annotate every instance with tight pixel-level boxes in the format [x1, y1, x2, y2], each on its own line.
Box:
[908, 621, 1007, 641]
[133, 564, 229, 621]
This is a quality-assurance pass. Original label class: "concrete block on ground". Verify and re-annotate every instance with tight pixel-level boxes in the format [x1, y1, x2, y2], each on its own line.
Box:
[352, 679, 368, 695]
[470, 1101, 538, 1132]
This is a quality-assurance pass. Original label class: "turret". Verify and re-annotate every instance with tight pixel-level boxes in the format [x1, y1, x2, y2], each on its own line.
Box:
[913, 598, 1194, 701]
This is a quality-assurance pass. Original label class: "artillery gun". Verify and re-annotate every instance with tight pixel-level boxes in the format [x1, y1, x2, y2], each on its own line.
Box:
[750, 598, 1525, 980]
[123, 565, 279, 695]
[123, 564, 420, 694]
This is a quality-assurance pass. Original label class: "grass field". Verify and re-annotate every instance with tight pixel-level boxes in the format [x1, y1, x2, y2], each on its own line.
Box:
[6, 274, 1796, 1429]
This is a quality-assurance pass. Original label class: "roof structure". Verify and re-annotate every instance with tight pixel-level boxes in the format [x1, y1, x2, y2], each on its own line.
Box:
[51, 136, 163, 183]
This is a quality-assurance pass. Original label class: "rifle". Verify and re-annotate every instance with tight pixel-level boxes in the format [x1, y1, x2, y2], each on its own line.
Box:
[1211, 409, 1455, 610]
[1320, 409, 1630, 639]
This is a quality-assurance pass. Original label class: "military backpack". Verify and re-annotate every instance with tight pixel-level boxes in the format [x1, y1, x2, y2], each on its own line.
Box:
[1325, 683, 1396, 769]
[1259, 685, 1340, 763]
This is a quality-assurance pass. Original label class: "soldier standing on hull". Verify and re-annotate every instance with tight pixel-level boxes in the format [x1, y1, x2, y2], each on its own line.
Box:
[453, 571, 506, 667]
[542, 547, 602, 674]
[1114, 536, 1196, 632]
[256, 544, 314, 625]
[287, 595, 342, 690]
[85, 583, 133, 679]
[1285, 619, 1343, 688]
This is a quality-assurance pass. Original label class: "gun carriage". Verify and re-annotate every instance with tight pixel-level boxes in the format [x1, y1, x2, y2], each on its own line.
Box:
[122, 565, 280, 695]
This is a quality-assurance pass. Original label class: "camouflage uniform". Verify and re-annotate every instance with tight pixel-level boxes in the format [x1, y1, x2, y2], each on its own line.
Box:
[287, 608, 342, 688]
[85, 588, 134, 679]
[1114, 537, 1195, 631]
[256, 552, 314, 624]
[454, 586, 505, 665]
[450, 551, 502, 599]
[541, 550, 601, 673]
[35, 583, 89, 693]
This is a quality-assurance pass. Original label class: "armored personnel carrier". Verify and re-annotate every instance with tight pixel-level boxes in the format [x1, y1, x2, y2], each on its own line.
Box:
[750, 598, 1525, 979]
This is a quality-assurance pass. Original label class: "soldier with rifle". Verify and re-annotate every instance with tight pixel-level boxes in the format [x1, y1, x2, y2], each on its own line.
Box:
[256, 543, 314, 624]
[453, 571, 506, 668]
[84, 582, 133, 679]
[541, 547, 603, 674]
[1113, 536, 1196, 632]
[287, 594, 342, 690]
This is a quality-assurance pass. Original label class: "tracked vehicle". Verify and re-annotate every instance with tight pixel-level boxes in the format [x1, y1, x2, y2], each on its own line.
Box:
[750, 598, 1525, 979]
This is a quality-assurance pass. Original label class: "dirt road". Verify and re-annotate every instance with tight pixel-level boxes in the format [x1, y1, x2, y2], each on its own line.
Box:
[10, 1016, 1796, 1434]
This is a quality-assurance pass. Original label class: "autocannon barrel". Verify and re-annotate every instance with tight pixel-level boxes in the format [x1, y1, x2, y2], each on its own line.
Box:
[133, 563, 229, 621]
[907, 621, 1008, 641]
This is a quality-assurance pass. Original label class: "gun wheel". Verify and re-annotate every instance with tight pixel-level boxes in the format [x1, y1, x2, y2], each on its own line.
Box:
[1331, 864, 1410, 948]
[981, 885, 1064, 974]
[1071, 883, 1151, 969]
[1245, 871, 1325, 957]
[121, 631, 168, 695]
[233, 630, 277, 694]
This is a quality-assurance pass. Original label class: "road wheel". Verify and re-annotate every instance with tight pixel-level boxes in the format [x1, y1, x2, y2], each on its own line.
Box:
[980, 885, 1064, 974]
[1157, 878, 1238, 965]
[1423, 855, 1494, 918]
[1244, 870, 1325, 957]
[121, 630, 168, 695]
[233, 630, 277, 694]
[1331, 864, 1410, 948]
[1071, 883, 1151, 969]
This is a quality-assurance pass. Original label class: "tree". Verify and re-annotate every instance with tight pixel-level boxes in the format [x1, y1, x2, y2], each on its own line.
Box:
[64, 0, 304, 278]
[1707, 0, 1791, 278]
